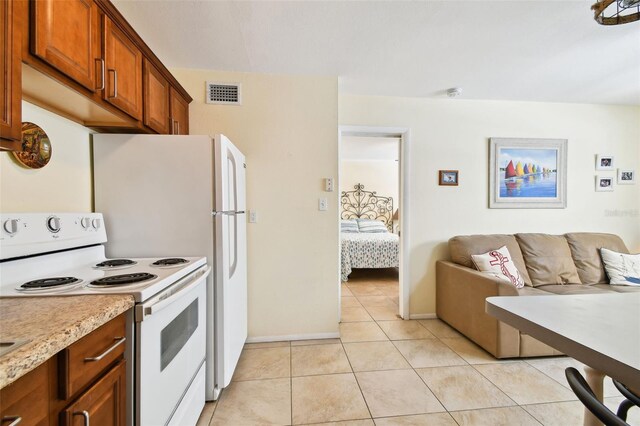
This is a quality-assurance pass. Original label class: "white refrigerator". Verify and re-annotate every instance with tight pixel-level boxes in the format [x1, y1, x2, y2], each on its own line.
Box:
[93, 134, 247, 401]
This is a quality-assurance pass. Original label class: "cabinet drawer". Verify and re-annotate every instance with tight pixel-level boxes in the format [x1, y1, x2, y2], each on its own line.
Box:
[60, 360, 126, 426]
[59, 314, 126, 400]
[0, 361, 49, 426]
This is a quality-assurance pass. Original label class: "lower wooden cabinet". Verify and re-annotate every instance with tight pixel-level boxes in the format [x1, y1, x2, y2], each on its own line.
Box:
[0, 361, 49, 426]
[0, 313, 128, 426]
[60, 361, 126, 426]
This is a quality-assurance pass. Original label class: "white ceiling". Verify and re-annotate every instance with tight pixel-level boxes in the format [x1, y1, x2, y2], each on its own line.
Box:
[113, 1, 640, 105]
[341, 136, 399, 161]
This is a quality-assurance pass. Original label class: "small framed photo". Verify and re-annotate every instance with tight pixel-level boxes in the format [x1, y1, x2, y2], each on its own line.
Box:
[596, 154, 614, 171]
[439, 170, 459, 186]
[595, 175, 614, 192]
[618, 169, 636, 184]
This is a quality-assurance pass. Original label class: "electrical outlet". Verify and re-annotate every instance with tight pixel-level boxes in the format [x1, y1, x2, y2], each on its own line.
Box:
[319, 198, 328, 211]
[325, 178, 334, 192]
[249, 210, 257, 223]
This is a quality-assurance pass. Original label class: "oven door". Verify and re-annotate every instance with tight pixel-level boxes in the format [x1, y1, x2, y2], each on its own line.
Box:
[135, 266, 210, 426]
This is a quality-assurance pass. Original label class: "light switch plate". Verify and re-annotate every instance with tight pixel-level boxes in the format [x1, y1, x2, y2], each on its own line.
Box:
[319, 198, 328, 211]
[249, 210, 257, 223]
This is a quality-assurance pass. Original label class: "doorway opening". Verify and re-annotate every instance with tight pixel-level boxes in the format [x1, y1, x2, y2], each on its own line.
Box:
[338, 126, 411, 321]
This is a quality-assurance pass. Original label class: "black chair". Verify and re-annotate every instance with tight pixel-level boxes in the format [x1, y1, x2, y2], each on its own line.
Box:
[613, 379, 640, 421]
[565, 367, 630, 426]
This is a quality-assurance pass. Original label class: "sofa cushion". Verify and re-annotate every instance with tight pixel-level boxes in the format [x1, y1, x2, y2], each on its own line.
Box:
[565, 233, 629, 284]
[536, 284, 614, 295]
[515, 234, 582, 286]
[449, 234, 532, 286]
[591, 284, 640, 293]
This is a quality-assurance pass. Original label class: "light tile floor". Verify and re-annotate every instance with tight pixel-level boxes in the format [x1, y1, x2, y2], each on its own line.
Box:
[198, 269, 640, 425]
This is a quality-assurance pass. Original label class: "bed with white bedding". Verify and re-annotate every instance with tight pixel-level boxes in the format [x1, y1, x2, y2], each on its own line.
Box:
[340, 183, 399, 281]
[340, 231, 399, 281]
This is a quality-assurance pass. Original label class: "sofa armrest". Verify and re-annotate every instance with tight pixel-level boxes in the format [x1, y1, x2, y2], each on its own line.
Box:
[436, 260, 520, 358]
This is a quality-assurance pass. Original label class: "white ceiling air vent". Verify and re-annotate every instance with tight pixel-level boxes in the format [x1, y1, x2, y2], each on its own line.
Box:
[206, 82, 242, 105]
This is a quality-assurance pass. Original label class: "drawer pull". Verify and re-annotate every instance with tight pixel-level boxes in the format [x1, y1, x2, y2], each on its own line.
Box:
[73, 410, 90, 426]
[1, 416, 22, 426]
[84, 337, 125, 362]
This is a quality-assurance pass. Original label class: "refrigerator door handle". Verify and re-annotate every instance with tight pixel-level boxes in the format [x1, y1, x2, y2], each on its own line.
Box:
[212, 210, 245, 216]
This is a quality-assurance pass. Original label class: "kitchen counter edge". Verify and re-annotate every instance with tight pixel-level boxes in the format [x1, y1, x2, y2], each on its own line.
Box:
[0, 294, 135, 388]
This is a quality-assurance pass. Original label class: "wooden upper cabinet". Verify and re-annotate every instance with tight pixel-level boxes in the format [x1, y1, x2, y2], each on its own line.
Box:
[143, 58, 169, 134]
[104, 17, 142, 121]
[0, 0, 22, 146]
[170, 87, 189, 135]
[31, 0, 102, 92]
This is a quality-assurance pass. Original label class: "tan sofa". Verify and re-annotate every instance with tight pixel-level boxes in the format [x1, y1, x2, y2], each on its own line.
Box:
[436, 232, 639, 359]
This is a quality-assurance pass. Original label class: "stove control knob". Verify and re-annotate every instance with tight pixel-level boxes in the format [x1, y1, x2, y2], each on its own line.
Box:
[46, 216, 61, 233]
[92, 218, 102, 229]
[81, 217, 91, 229]
[3, 219, 18, 235]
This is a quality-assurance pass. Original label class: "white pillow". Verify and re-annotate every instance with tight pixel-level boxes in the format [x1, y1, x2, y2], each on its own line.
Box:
[357, 219, 388, 233]
[471, 245, 525, 289]
[340, 220, 359, 233]
[600, 248, 640, 286]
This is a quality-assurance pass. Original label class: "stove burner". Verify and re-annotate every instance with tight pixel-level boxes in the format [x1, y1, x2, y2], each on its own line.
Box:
[90, 273, 157, 287]
[21, 277, 80, 289]
[152, 258, 189, 267]
[95, 259, 137, 268]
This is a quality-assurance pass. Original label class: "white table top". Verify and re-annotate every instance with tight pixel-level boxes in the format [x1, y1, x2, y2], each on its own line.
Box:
[486, 292, 640, 391]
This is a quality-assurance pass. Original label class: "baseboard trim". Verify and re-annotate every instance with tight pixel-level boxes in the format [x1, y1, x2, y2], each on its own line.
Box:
[246, 332, 340, 343]
[409, 313, 438, 320]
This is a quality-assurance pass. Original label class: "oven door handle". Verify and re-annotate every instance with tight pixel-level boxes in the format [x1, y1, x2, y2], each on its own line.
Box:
[136, 266, 211, 322]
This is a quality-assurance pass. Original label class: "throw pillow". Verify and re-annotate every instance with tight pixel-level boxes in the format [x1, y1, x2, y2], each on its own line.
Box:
[471, 245, 526, 289]
[340, 220, 359, 233]
[600, 248, 640, 286]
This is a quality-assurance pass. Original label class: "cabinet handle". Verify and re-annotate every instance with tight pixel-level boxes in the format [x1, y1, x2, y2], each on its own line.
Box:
[73, 411, 90, 426]
[107, 69, 118, 99]
[95, 59, 105, 91]
[1, 416, 22, 426]
[176, 121, 180, 134]
[171, 118, 175, 134]
[84, 337, 125, 362]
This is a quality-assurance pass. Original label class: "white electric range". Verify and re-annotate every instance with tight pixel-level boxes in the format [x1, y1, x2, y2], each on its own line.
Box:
[0, 213, 209, 426]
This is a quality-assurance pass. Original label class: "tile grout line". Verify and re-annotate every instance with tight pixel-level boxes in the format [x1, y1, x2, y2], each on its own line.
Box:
[339, 336, 375, 422]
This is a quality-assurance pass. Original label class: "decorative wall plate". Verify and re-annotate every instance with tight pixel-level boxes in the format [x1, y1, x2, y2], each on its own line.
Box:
[13, 122, 52, 169]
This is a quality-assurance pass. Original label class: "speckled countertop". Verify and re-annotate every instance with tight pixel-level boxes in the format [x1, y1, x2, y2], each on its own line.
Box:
[0, 295, 134, 388]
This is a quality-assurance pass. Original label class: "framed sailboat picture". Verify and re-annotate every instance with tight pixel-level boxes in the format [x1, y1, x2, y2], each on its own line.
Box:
[489, 138, 567, 209]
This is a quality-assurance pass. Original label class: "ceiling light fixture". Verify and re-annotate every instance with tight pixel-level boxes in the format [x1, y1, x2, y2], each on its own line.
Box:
[592, 0, 640, 25]
[446, 87, 463, 98]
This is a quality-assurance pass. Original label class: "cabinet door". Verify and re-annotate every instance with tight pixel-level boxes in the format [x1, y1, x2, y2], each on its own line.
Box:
[143, 58, 169, 134]
[31, 0, 102, 92]
[61, 361, 126, 426]
[0, 0, 21, 144]
[0, 361, 49, 426]
[104, 17, 142, 120]
[169, 87, 189, 135]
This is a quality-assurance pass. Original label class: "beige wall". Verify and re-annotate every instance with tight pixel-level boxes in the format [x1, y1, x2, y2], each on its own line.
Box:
[340, 160, 399, 214]
[340, 95, 640, 316]
[172, 68, 339, 340]
[0, 102, 93, 213]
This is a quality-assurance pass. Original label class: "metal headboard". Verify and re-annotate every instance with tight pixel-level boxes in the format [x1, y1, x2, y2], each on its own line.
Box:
[341, 183, 394, 231]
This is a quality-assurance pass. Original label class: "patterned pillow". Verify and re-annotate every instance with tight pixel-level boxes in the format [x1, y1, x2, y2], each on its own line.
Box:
[600, 248, 640, 286]
[340, 220, 359, 233]
[471, 245, 525, 289]
[357, 219, 388, 233]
